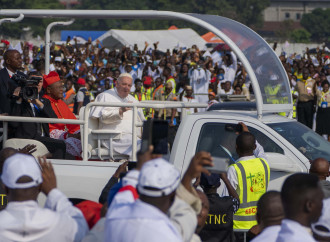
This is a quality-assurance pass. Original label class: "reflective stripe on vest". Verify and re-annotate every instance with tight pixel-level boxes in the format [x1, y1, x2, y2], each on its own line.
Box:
[232, 158, 270, 230]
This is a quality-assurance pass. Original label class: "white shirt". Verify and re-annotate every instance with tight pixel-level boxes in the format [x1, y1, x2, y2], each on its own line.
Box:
[76, 87, 86, 102]
[222, 141, 266, 196]
[0, 189, 88, 242]
[218, 88, 234, 95]
[6, 68, 15, 78]
[276, 219, 315, 242]
[179, 96, 198, 114]
[90, 88, 145, 158]
[251, 225, 281, 242]
[220, 52, 237, 84]
[105, 199, 182, 242]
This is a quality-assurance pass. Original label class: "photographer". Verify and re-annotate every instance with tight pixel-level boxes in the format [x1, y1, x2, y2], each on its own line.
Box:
[10, 71, 67, 159]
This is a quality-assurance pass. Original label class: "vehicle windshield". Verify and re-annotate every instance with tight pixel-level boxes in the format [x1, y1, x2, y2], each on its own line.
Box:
[268, 122, 330, 161]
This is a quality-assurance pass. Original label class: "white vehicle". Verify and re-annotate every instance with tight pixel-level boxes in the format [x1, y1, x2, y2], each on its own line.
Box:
[1, 9, 329, 203]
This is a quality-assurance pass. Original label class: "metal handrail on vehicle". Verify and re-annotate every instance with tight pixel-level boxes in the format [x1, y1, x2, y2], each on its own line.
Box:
[0, 102, 207, 161]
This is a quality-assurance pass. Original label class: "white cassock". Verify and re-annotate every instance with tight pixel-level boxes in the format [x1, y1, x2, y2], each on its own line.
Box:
[90, 88, 145, 159]
[189, 68, 209, 112]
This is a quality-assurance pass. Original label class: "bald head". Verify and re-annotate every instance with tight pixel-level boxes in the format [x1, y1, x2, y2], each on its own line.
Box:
[310, 158, 329, 180]
[257, 191, 284, 231]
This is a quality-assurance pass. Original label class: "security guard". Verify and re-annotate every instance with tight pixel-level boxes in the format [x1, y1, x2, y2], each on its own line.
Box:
[132, 79, 148, 117]
[223, 124, 270, 237]
[199, 173, 240, 242]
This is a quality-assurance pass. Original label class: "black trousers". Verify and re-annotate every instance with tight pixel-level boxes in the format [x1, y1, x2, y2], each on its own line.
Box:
[35, 136, 67, 159]
[297, 101, 314, 129]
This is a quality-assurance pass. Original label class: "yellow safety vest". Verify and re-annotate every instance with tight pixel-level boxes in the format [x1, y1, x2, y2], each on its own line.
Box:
[165, 77, 176, 94]
[144, 87, 154, 101]
[278, 90, 297, 117]
[265, 84, 289, 105]
[232, 158, 270, 231]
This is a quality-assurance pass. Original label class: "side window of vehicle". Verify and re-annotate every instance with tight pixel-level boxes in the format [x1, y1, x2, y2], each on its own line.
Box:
[196, 123, 240, 163]
[196, 123, 284, 163]
[246, 126, 284, 154]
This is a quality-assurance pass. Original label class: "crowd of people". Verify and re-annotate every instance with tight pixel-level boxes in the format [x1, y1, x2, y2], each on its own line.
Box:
[0, 38, 329, 241]
[0, 126, 329, 241]
[1, 38, 329, 140]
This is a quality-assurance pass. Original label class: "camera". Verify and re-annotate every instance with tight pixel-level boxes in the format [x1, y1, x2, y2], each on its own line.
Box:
[11, 71, 41, 101]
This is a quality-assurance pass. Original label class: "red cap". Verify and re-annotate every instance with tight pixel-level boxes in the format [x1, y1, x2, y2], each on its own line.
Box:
[1, 39, 10, 45]
[43, 71, 61, 88]
[143, 76, 152, 86]
[77, 78, 86, 85]
[75, 201, 103, 229]
[325, 55, 329, 60]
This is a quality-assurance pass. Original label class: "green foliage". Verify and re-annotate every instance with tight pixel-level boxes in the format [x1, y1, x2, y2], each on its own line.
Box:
[0, 0, 64, 38]
[1, 0, 270, 38]
[301, 8, 330, 42]
[275, 20, 295, 41]
[233, 0, 270, 28]
[290, 29, 311, 43]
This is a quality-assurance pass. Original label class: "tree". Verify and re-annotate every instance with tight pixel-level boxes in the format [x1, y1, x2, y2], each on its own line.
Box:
[232, 0, 270, 28]
[0, 0, 64, 38]
[290, 29, 311, 43]
[301, 8, 330, 42]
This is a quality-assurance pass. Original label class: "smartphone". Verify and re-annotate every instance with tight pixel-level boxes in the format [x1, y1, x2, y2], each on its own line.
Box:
[140, 120, 168, 154]
[205, 157, 229, 174]
[127, 161, 137, 171]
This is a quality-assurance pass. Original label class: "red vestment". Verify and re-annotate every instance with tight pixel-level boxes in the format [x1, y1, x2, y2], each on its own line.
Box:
[43, 94, 80, 134]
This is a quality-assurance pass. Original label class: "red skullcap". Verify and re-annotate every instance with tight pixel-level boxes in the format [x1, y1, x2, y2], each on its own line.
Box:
[43, 71, 61, 88]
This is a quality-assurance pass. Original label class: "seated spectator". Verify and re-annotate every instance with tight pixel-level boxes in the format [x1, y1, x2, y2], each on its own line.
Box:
[199, 173, 239, 242]
[0, 154, 88, 241]
[251, 191, 284, 242]
[10, 71, 67, 159]
[43, 71, 82, 158]
[276, 173, 324, 242]
[309, 158, 330, 198]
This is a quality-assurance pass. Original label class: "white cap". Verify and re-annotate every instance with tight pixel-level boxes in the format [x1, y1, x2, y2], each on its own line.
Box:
[1, 154, 42, 189]
[137, 158, 180, 197]
[312, 198, 330, 238]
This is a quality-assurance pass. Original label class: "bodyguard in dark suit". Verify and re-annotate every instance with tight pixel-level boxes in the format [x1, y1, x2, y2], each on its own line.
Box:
[10, 71, 67, 159]
[0, 50, 21, 114]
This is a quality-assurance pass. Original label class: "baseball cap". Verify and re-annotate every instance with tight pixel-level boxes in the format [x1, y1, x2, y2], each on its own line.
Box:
[137, 158, 180, 197]
[1, 154, 42, 189]
[200, 173, 220, 188]
[312, 198, 330, 238]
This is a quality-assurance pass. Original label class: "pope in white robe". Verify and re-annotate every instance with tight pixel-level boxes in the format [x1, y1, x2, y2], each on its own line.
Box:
[90, 73, 145, 159]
